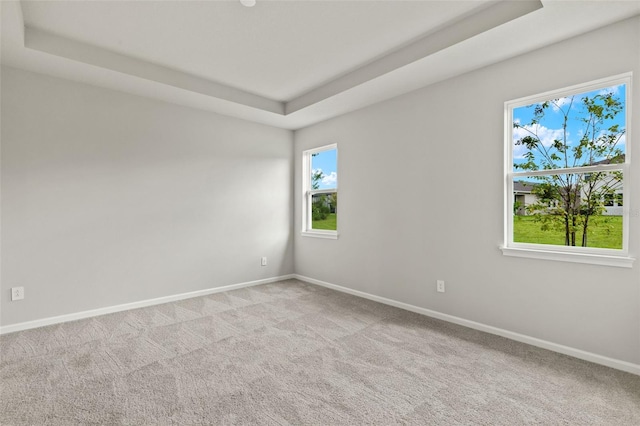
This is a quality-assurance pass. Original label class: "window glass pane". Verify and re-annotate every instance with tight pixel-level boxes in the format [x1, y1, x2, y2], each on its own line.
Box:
[311, 192, 337, 230]
[311, 148, 337, 190]
[512, 84, 626, 173]
[512, 171, 623, 249]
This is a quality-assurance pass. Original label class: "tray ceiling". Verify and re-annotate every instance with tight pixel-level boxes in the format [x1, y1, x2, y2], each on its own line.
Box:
[2, 1, 640, 129]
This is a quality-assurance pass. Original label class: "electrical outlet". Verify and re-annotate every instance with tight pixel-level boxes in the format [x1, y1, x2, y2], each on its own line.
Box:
[11, 287, 24, 301]
[261, 257, 267, 266]
[436, 280, 445, 293]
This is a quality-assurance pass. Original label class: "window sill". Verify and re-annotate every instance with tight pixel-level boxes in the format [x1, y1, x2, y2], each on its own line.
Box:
[500, 245, 634, 268]
[302, 230, 338, 240]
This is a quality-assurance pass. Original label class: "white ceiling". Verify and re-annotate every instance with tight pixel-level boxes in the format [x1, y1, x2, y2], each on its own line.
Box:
[2, 1, 640, 130]
[20, 0, 488, 102]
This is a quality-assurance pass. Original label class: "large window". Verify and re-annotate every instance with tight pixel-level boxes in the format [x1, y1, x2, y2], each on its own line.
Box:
[302, 144, 338, 238]
[502, 74, 633, 267]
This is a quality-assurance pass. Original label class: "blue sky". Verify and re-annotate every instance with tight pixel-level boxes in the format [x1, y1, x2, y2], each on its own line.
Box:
[512, 84, 626, 173]
[311, 148, 337, 190]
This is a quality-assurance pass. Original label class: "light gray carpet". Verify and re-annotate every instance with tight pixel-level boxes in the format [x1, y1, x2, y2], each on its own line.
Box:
[1, 279, 639, 425]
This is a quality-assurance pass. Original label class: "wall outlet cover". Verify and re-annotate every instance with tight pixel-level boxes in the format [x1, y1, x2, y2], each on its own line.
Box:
[11, 287, 25, 301]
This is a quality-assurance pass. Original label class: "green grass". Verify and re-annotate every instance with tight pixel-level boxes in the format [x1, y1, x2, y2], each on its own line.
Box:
[513, 215, 622, 249]
[312, 213, 337, 230]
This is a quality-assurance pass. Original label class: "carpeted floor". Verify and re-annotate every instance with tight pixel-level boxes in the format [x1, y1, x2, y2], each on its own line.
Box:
[1, 279, 639, 425]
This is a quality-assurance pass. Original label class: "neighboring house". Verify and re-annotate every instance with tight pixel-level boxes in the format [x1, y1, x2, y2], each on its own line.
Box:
[513, 181, 538, 216]
[589, 155, 625, 216]
[514, 175, 623, 216]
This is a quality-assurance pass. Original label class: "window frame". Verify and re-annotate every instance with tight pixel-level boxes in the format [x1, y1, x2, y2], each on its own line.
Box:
[501, 73, 634, 267]
[302, 143, 338, 239]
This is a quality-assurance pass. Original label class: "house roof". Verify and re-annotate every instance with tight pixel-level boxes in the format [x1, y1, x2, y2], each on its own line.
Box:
[514, 155, 625, 194]
[514, 181, 537, 193]
[590, 154, 625, 166]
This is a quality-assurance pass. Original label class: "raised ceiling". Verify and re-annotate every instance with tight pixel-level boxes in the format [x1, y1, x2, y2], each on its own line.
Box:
[20, 0, 489, 102]
[2, 1, 640, 130]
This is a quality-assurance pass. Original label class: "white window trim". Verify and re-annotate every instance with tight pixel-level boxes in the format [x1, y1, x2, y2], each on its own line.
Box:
[302, 144, 338, 239]
[501, 73, 634, 268]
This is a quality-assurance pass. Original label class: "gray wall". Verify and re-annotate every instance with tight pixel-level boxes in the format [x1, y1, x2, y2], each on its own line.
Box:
[294, 17, 640, 364]
[1, 67, 294, 325]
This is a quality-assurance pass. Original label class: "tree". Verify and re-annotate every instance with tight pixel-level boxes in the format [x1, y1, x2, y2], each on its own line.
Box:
[311, 168, 330, 220]
[514, 90, 625, 247]
[311, 169, 323, 190]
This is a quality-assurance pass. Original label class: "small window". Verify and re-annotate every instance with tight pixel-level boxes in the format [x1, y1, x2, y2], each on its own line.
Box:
[604, 193, 615, 207]
[302, 144, 338, 238]
[502, 74, 633, 267]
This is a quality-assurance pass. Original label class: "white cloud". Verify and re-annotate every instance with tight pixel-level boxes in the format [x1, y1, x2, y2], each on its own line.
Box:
[321, 171, 337, 186]
[599, 86, 620, 96]
[593, 129, 626, 147]
[513, 124, 565, 159]
[551, 96, 572, 112]
[513, 124, 564, 147]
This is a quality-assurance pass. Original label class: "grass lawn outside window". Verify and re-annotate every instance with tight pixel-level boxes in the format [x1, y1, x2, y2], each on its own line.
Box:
[513, 215, 622, 249]
[311, 213, 337, 230]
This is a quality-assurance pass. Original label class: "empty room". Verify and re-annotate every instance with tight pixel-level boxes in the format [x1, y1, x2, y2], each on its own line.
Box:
[1, 0, 640, 424]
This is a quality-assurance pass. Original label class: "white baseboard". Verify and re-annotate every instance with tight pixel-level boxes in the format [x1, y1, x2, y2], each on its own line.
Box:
[4, 273, 638, 376]
[0, 274, 295, 335]
[294, 274, 640, 376]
